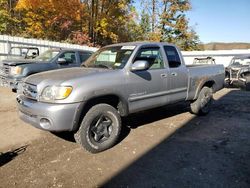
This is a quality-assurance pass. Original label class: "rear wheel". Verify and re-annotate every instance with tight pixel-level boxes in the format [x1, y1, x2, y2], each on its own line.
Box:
[74, 104, 122, 153]
[190, 86, 213, 115]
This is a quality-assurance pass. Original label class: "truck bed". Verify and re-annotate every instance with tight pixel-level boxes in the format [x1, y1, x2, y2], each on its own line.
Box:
[186, 64, 225, 100]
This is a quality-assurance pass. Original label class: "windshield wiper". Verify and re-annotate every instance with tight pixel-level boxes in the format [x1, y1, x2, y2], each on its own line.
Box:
[96, 64, 113, 69]
[86, 64, 113, 69]
[82, 64, 114, 69]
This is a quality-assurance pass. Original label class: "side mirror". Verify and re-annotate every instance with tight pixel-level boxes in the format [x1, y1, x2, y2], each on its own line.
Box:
[131, 60, 149, 71]
[57, 58, 67, 64]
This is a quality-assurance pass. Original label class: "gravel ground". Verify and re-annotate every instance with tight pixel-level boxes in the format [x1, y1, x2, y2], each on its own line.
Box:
[0, 87, 249, 188]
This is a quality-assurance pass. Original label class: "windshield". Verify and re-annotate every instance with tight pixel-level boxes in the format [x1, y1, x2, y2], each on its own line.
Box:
[35, 50, 60, 61]
[84, 46, 135, 69]
[231, 58, 250, 66]
[6, 47, 26, 59]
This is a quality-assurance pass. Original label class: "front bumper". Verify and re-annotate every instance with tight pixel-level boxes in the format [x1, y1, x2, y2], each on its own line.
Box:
[0, 75, 22, 90]
[16, 94, 82, 132]
[224, 77, 246, 87]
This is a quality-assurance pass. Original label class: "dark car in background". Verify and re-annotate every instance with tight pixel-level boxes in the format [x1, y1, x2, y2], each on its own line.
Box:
[0, 48, 93, 92]
[225, 55, 250, 90]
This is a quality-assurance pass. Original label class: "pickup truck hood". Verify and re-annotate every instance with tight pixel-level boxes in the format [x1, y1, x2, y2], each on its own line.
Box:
[2, 58, 47, 66]
[25, 67, 111, 86]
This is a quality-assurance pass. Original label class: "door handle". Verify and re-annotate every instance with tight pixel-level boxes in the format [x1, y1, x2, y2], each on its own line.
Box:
[160, 74, 167, 78]
[171, 72, 177, 76]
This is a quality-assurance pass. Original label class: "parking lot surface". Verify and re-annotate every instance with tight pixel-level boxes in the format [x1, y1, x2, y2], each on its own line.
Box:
[0, 87, 250, 188]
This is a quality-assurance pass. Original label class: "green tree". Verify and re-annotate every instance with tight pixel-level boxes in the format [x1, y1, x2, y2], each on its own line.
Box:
[139, 10, 151, 40]
[159, 0, 201, 50]
[119, 4, 145, 42]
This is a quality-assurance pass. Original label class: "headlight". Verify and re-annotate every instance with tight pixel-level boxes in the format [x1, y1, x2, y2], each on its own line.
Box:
[39, 86, 73, 102]
[10, 66, 22, 75]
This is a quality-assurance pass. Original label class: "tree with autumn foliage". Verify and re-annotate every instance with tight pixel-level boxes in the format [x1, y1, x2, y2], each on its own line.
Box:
[15, 0, 86, 41]
[0, 0, 19, 34]
[0, 0, 202, 49]
[85, 0, 134, 46]
[13, 0, 136, 46]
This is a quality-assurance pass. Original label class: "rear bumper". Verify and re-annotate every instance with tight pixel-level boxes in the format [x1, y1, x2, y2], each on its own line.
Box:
[16, 94, 82, 132]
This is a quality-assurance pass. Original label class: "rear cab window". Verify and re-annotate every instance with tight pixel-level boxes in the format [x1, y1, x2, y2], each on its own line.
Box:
[80, 52, 92, 63]
[164, 46, 182, 68]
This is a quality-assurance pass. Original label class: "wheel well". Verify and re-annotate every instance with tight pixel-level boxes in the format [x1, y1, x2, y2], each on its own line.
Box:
[72, 95, 128, 132]
[202, 80, 215, 92]
[194, 80, 215, 99]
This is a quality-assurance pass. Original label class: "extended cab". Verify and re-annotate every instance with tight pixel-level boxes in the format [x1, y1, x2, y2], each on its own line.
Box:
[16, 42, 225, 153]
[0, 48, 93, 92]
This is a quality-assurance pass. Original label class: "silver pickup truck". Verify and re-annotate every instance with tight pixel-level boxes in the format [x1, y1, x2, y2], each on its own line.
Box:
[16, 42, 224, 153]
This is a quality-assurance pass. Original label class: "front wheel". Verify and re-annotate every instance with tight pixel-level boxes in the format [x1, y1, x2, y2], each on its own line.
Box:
[74, 104, 122, 153]
[190, 86, 213, 115]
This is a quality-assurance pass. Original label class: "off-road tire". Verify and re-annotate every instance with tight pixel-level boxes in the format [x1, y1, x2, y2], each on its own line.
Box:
[190, 86, 213, 115]
[74, 104, 122, 153]
[245, 77, 250, 91]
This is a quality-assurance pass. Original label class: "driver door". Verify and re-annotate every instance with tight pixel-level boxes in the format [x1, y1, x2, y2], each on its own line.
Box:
[127, 46, 169, 113]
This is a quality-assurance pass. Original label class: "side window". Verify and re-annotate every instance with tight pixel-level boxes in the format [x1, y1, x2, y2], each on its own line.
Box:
[80, 52, 92, 63]
[164, 46, 181, 68]
[59, 52, 76, 64]
[134, 47, 164, 70]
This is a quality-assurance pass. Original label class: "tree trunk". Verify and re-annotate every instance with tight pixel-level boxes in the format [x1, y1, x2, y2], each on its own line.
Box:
[161, 1, 167, 41]
[152, 0, 155, 32]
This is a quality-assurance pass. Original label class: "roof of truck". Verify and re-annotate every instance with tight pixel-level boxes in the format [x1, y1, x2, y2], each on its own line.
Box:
[106, 41, 174, 47]
[48, 48, 93, 53]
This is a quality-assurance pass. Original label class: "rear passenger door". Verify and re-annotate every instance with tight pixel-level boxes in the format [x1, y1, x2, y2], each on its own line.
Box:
[164, 46, 188, 102]
[128, 46, 170, 113]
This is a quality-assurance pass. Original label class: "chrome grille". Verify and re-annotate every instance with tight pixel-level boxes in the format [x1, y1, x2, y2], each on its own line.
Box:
[3, 65, 10, 75]
[0, 65, 10, 76]
[22, 83, 37, 100]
